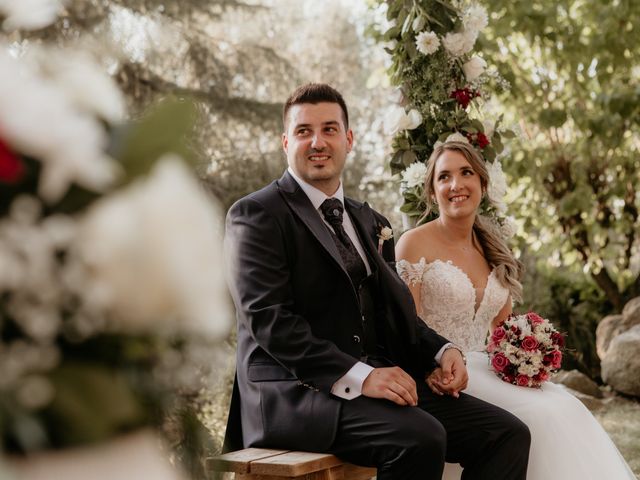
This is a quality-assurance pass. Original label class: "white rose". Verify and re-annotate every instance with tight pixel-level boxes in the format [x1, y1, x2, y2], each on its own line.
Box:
[406, 108, 422, 129]
[401, 162, 428, 189]
[462, 56, 487, 82]
[415, 30, 440, 56]
[383, 106, 422, 136]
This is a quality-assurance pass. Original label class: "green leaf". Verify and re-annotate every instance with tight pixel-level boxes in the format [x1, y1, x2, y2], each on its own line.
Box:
[483, 146, 497, 162]
[402, 149, 417, 166]
[111, 96, 198, 183]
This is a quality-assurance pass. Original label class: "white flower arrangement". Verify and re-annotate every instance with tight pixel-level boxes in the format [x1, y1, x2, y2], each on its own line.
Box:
[442, 30, 477, 57]
[0, 4, 231, 456]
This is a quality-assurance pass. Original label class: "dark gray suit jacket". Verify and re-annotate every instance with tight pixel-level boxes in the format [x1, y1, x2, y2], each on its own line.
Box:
[223, 171, 449, 452]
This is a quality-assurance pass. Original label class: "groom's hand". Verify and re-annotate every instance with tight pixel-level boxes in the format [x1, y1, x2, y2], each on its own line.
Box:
[434, 349, 469, 398]
[362, 367, 418, 406]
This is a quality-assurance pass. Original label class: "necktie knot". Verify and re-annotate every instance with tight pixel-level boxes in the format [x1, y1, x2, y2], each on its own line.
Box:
[320, 198, 344, 227]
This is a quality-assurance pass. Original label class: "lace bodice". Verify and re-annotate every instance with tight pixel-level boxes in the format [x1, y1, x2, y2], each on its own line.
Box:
[397, 258, 509, 351]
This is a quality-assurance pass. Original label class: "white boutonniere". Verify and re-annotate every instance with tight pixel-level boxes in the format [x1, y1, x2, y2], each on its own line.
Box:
[377, 225, 393, 254]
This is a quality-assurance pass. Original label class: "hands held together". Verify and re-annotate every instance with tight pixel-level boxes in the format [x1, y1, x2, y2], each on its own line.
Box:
[362, 348, 468, 406]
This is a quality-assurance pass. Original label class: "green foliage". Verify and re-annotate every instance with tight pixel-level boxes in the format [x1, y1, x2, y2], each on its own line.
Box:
[480, 0, 640, 311]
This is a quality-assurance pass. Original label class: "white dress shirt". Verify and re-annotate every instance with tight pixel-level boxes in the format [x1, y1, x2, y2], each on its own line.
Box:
[287, 168, 452, 400]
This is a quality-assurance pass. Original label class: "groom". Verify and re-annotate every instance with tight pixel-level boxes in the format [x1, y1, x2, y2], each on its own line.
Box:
[224, 83, 530, 479]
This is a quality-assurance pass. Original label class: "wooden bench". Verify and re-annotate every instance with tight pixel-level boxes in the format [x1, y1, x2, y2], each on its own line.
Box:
[208, 448, 377, 480]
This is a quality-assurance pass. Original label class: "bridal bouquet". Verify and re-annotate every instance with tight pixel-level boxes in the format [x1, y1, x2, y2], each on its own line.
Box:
[487, 312, 565, 388]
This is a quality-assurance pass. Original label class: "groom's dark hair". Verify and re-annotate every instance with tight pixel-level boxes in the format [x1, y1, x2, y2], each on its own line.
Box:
[283, 83, 349, 129]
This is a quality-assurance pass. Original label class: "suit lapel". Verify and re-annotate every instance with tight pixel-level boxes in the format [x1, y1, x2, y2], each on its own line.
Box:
[276, 172, 349, 278]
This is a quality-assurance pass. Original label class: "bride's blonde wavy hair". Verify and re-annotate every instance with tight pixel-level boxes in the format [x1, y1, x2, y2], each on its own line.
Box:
[421, 141, 523, 303]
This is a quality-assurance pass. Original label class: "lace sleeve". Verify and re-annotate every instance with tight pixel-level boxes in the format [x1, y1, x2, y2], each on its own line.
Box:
[396, 258, 428, 287]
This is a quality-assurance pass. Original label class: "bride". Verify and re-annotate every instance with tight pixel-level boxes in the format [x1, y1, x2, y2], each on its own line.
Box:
[395, 140, 635, 479]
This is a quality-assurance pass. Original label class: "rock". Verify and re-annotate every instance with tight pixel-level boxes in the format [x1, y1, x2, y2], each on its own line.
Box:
[621, 296, 640, 331]
[552, 369, 603, 398]
[563, 387, 605, 412]
[596, 314, 624, 359]
[601, 324, 640, 397]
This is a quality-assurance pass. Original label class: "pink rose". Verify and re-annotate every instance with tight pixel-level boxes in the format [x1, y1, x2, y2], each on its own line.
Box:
[491, 327, 507, 344]
[521, 336, 539, 352]
[516, 375, 530, 387]
[526, 312, 545, 325]
[533, 371, 549, 383]
[491, 353, 510, 373]
[551, 350, 563, 369]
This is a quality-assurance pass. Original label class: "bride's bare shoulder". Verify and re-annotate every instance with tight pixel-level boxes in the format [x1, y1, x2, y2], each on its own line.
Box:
[395, 221, 440, 263]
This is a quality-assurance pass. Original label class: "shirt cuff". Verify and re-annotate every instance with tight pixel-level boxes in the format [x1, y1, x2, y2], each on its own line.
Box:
[331, 361, 374, 400]
[435, 342, 455, 365]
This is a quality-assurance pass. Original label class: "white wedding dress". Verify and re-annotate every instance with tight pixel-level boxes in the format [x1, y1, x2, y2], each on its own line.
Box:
[397, 258, 636, 480]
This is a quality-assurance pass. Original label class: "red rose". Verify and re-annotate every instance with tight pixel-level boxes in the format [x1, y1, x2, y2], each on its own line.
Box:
[516, 375, 530, 387]
[450, 87, 479, 108]
[502, 374, 515, 384]
[551, 331, 565, 348]
[521, 336, 539, 352]
[476, 132, 490, 149]
[0, 136, 24, 184]
[526, 312, 545, 325]
[491, 326, 507, 344]
[491, 352, 510, 373]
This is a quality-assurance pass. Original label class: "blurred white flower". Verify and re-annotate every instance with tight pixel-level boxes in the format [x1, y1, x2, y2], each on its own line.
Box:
[442, 30, 477, 57]
[462, 4, 489, 34]
[76, 155, 230, 338]
[462, 56, 487, 82]
[0, 49, 119, 202]
[482, 119, 495, 138]
[500, 216, 517, 239]
[486, 160, 508, 214]
[0, 0, 62, 31]
[401, 162, 428, 189]
[35, 49, 125, 122]
[415, 31, 440, 56]
[383, 105, 422, 136]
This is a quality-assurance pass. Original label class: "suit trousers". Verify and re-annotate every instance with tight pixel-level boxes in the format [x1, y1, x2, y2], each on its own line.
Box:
[327, 381, 530, 480]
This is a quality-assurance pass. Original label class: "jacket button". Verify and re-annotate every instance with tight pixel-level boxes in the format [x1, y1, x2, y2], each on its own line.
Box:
[353, 335, 361, 343]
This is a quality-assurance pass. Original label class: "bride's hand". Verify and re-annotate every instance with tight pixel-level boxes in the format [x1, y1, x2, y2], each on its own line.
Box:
[426, 368, 447, 396]
[436, 348, 469, 398]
